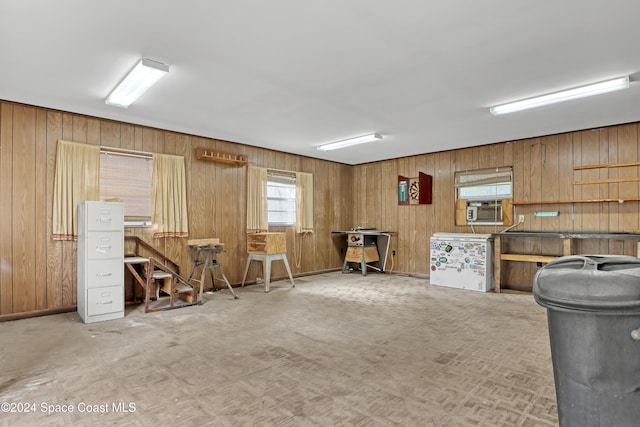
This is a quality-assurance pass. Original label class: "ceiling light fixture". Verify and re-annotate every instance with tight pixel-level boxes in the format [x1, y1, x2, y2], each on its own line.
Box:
[105, 58, 169, 108]
[489, 76, 630, 115]
[316, 133, 383, 151]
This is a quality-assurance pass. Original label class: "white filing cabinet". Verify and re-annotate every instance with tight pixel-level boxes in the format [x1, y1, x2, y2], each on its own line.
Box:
[77, 201, 124, 323]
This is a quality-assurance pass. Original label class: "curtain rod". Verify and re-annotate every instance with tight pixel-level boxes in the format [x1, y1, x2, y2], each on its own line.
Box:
[267, 167, 297, 175]
[100, 145, 153, 159]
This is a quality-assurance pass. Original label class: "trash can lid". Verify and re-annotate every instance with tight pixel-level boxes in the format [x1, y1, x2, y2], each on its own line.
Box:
[533, 255, 640, 312]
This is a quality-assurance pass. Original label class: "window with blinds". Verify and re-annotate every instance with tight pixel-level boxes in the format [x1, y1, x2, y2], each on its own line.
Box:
[455, 166, 513, 225]
[267, 171, 296, 226]
[99, 150, 153, 226]
[455, 167, 512, 200]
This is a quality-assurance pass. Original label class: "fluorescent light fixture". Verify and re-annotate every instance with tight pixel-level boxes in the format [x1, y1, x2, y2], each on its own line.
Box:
[490, 76, 630, 115]
[105, 58, 169, 108]
[316, 133, 383, 151]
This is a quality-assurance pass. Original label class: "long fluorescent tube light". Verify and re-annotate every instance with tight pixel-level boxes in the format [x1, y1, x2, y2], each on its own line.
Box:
[105, 58, 169, 108]
[490, 76, 630, 115]
[316, 133, 382, 151]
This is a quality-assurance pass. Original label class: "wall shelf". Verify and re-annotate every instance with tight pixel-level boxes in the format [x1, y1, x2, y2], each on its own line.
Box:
[513, 198, 640, 205]
[195, 147, 248, 166]
[574, 161, 640, 170]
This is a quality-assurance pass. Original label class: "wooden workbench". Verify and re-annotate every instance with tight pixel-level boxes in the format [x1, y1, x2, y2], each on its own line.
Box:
[492, 231, 640, 293]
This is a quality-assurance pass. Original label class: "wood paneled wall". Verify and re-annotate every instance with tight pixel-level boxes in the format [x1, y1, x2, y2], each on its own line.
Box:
[352, 124, 640, 290]
[0, 101, 353, 318]
[2, 98, 640, 317]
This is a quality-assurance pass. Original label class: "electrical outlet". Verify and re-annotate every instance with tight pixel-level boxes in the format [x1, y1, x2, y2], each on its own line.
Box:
[518, 215, 525, 223]
[392, 249, 396, 256]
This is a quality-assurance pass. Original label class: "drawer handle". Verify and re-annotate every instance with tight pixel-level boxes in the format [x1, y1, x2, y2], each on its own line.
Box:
[96, 245, 112, 253]
[96, 272, 112, 277]
[97, 300, 113, 305]
[97, 217, 112, 223]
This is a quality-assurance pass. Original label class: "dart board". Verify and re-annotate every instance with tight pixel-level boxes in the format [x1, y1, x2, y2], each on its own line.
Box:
[409, 179, 420, 204]
[398, 172, 432, 205]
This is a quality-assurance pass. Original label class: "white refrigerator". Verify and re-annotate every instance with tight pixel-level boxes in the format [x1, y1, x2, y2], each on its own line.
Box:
[429, 233, 494, 292]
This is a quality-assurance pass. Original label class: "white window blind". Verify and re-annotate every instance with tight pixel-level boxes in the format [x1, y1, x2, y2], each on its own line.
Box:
[267, 171, 296, 226]
[99, 150, 153, 224]
[455, 166, 512, 200]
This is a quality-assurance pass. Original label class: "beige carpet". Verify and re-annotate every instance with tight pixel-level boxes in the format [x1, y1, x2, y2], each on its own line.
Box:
[0, 272, 557, 426]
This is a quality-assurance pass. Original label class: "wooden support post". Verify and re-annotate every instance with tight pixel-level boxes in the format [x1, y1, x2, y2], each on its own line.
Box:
[562, 237, 572, 257]
[493, 235, 502, 293]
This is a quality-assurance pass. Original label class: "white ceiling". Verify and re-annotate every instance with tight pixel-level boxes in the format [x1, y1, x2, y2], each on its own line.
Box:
[2, 1, 640, 165]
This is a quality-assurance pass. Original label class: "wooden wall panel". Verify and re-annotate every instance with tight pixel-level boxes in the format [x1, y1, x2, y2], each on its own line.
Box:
[12, 106, 37, 313]
[618, 124, 639, 232]
[539, 136, 559, 231]
[61, 113, 76, 307]
[351, 125, 640, 286]
[530, 140, 543, 233]
[607, 127, 621, 235]
[579, 130, 600, 248]
[415, 155, 432, 274]
[0, 103, 14, 314]
[557, 133, 574, 231]
[35, 109, 48, 310]
[0, 100, 354, 317]
[46, 111, 63, 309]
[5, 98, 640, 315]
[597, 129, 612, 253]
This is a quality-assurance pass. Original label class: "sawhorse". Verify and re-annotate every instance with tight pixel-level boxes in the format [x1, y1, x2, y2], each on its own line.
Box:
[187, 240, 238, 301]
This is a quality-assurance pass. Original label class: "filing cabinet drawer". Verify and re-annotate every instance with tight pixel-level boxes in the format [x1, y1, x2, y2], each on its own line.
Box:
[87, 233, 123, 260]
[86, 203, 124, 231]
[86, 259, 123, 288]
[87, 286, 124, 317]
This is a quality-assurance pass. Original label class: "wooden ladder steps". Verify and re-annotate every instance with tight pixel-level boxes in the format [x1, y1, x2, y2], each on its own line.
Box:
[155, 271, 195, 303]
[152, 270, 172, 280]
[124, 255, 197, 310]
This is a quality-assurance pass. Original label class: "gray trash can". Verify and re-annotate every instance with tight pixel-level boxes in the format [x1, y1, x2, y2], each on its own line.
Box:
[533, 255, 640, 427]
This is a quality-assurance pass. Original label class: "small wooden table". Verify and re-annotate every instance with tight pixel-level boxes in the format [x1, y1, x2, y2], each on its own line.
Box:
[241, 233, 294, 292]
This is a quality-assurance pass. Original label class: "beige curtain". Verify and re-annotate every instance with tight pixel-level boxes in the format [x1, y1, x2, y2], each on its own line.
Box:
[246, 166, 268, 233]
[152, 153, 189, 238]
[295, 172, 314, 233]
[52, 140, 100, 240]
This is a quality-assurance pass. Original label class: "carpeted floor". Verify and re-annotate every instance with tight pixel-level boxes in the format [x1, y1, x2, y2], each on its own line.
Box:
[0, 272, 557, 426]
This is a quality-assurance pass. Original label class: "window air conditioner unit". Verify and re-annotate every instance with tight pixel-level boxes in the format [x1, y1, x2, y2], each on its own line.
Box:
[467, 201, 502, 223]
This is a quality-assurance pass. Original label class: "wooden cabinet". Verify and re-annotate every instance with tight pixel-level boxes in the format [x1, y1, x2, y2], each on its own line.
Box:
[243, 232, 294, 292]
[398, 172, 432, 205]
[77, 201, 124, 323]
[247, 232, 286, 254]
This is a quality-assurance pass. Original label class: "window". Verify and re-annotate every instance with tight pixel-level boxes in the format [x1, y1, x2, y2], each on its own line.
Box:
[455, 166, 512, 224]
[267, 171, 296, 226]
[99, 149, 153, 226]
